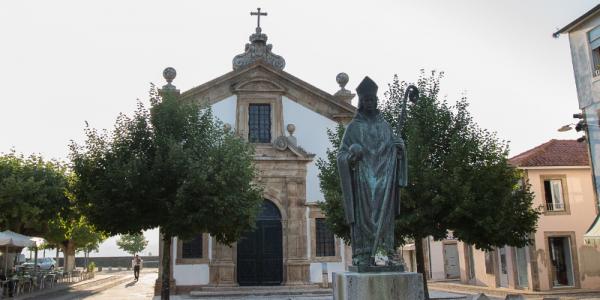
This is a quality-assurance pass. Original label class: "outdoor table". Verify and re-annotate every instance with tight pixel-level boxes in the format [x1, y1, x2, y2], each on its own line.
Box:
[55, 272, 64, 284]
[16, 276, 32, 296]
[44, 273, 56, 289]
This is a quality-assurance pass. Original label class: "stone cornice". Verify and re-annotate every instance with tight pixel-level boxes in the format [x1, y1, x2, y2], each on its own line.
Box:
[179, 61, 356, 122]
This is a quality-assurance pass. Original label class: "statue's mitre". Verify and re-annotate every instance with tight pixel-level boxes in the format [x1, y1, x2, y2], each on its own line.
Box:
[356, 76, 378, 97]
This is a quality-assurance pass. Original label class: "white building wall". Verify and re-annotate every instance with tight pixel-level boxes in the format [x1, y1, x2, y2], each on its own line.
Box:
[308, 239, 346, 283]
[210, 95, 237, 127]
[309, 262, 345, 283]
[171, 237, 210, 286]
[282, 97, 338, 203]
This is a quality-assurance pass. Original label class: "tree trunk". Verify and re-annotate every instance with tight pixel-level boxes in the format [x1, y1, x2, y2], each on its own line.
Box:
[62, 241, 76, 272]
[84, 250, 88, 269]
[415, 237, 430, 300]
[161, 234, 172, 300]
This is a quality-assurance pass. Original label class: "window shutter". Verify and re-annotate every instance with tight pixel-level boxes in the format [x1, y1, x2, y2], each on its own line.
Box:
[590, 26, 600, 49]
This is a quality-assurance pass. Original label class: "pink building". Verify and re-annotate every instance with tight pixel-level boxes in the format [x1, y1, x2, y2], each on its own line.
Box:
[421, 140, 600, 291]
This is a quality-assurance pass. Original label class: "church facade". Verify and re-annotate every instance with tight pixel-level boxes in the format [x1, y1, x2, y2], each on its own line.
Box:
[156, 13, 357, 294]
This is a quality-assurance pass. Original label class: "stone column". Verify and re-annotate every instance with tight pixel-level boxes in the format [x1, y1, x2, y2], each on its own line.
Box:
[284, 177, 310, 285]
[209, 242, 237, 286]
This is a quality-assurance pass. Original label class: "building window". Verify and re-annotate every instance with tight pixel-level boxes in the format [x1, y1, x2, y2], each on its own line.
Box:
[548, 237, 575, 287]
[248, 104, 271, 143]
[316, 218, 335, 257]
[181, 235, 203, 259]
[484, 251, 494, 275]
[543, 179, 565, 211]
[590, 25, 600, 76]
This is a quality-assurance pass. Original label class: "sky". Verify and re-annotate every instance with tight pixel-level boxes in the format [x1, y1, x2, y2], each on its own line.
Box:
[1, 0, 598, 256]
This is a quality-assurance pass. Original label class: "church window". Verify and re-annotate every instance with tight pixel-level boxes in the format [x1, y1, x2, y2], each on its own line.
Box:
[248, 104, 271, 143]
[316, 218, 335, 257]
[589, 25, 600, 76]
[181, 235, 203, 259]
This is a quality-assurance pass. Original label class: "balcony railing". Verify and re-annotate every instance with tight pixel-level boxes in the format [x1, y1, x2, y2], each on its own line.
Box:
[546, 202, 565, 211]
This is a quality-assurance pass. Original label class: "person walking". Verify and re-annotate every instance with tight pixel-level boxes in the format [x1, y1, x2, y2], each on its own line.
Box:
[131, 255, 142, 281]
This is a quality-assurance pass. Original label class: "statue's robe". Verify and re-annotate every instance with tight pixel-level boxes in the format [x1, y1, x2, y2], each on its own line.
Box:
[337, 111, 407, 263]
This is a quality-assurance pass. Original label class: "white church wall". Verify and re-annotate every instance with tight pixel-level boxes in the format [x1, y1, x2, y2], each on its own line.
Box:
[171, 237, 210, 285]
[173, 264, 210, 285]
[210, 95, 237, 127]
[308, 239, 347, 283]
[309, 262, 345, 283]
[282, 97, 338, 203]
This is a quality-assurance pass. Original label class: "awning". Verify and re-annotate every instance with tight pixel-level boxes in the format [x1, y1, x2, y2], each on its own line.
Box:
[584, 214, 600, 246]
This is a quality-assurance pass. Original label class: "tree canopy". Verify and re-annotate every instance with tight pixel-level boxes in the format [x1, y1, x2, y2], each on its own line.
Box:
[318, 71, 539, 298]
[0, 152, 69, 236]
[319, 70, 539, 249]
[70, 85, 263, 298]
[116, 233, 148, 256]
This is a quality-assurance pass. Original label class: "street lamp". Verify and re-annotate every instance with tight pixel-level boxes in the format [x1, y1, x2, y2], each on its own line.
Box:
[558, 124, 574, 132]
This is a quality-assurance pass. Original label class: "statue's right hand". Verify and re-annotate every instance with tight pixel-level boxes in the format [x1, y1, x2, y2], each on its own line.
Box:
[349, 144, 364, 163]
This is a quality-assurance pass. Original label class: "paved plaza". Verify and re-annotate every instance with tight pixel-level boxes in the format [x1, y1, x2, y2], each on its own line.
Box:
[28, 271, 600, 300]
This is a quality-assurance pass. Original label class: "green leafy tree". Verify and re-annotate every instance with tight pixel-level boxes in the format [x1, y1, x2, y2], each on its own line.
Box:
[70, 86, 263, 299]
[0, 152, 70, 235]
[116, 233, 148, 256]
[318, 71, 539, 299]
[46, 211, 107, 272]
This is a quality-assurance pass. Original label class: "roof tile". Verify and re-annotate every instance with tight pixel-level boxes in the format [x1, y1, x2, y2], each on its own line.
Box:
[509, 139, 589, 167]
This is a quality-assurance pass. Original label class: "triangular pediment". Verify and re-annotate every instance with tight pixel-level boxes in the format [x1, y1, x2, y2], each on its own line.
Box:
[180, 61, 355, 122]
[233, 78, 286, 93]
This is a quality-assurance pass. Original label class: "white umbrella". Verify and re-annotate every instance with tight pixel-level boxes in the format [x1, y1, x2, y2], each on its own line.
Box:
[0, 230, 37, 276]
[0, 230, 36, 248]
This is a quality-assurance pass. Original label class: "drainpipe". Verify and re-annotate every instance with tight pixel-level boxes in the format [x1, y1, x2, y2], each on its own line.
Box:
[583, 109, 600, 215]
[427, 236, 432, 279]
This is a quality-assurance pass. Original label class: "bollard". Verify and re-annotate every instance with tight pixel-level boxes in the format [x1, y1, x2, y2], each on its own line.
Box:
[321, 262, 329, 288]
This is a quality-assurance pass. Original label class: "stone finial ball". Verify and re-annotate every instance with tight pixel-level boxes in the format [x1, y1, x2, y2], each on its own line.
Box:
[286, 124, 296, 135]
[336, 72, 349, 88]
[163, 67, 177, 83]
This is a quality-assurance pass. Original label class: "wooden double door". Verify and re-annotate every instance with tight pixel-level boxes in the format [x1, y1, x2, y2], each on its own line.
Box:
[237, 200, 283, 285]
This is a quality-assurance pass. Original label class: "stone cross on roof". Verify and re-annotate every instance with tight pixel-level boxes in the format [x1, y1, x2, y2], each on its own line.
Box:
[232, 7, 285, 70]
[250, 8, 267, 29]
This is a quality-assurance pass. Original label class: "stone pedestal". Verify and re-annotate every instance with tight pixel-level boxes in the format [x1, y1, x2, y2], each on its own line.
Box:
[333, 272, 424, 300]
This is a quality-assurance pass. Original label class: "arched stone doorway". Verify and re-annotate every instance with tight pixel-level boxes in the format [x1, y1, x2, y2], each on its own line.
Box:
[237, 199, 283, 285]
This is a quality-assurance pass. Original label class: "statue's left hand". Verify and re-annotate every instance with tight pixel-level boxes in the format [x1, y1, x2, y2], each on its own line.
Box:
[392, 138, 405, 155]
